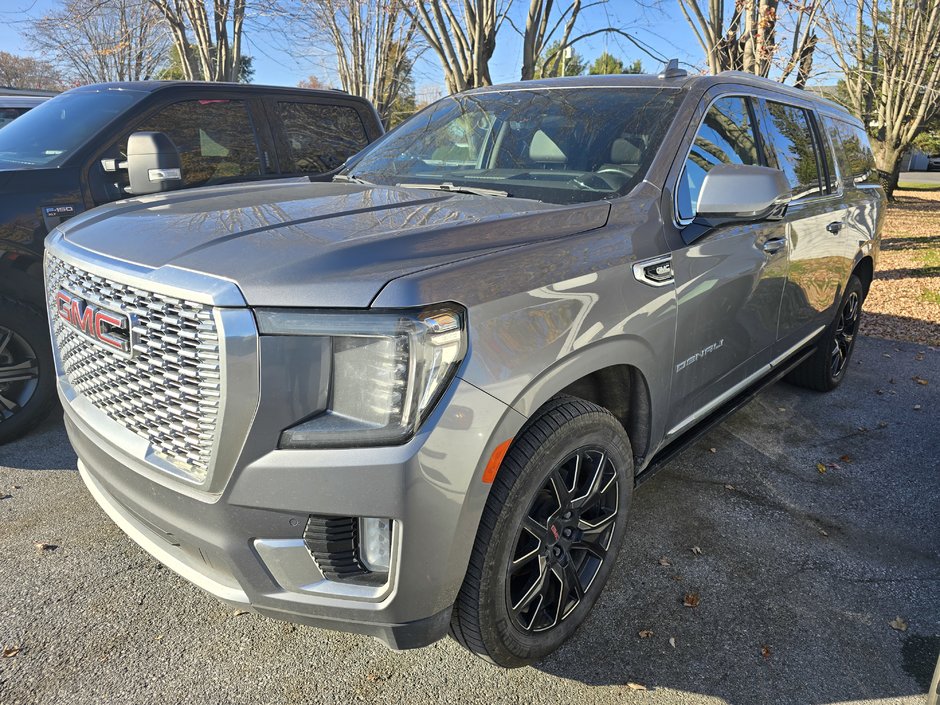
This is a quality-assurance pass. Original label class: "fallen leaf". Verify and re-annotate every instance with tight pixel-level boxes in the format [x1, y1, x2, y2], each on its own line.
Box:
[761, 645, 772, 659]
[915, 353, 925, 361]
[839, 454, 852, 463]
[11, 484, 21, 490]
[724, 484, 735, 490]
[658, 557, 671, 567]
[625, 682, 648, 691]
[708, 447, 717, 454]
[691, 546, 703, 555]
[913, 404, 922, 411]
[232, 609, 249, 617]
[34, 542, 57, 553]
[2, 646, 20, 658]
[913, 376, 929, 386]
[827, 462, 841, 470]
[877, 421, 889, 429]
[638, 629, 654, 638]
[669, 637, 676, 649]
[0, 494, 11, 501]
[816, 463, 827, 474]
[671, 574, 683, 582]
[889, 378, 896, 384]
[777, 407, 786, 412]
[154, 634, 163, 641]
[889, 616, 908, 631]
[683, 592, 700, 608]
[875, 388, 884, 395]
[818, 528, 829, 537]
[882, 353, 892, 358]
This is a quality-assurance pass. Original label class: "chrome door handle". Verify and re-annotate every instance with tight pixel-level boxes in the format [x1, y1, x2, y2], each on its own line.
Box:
[826, 221, 844, 234]
[762, 237, 786, 254]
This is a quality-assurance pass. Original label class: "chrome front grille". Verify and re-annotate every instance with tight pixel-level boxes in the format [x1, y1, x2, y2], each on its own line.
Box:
[45, 255, 222, 482]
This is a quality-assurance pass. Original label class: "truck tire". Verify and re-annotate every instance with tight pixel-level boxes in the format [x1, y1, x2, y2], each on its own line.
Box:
[0, 297, 56, 444]
[450, 395, 633, 667]
[787, 274, 865, 392]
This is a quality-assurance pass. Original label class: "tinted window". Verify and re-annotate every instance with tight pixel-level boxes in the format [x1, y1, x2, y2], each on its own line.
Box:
[818, 118, 840, 193]
[129, 99, 261, 187]
[826, 118, 878, 187]
[348, 88, 682, 205]
[0, 90, 142, 168]
[0, 107, 29, 128]
[763, 102, 822, 199]
[276, 102, 369, 174]
[678, 96, 761, 220]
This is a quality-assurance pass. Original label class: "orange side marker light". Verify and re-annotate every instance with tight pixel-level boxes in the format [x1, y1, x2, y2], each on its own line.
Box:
[482, 438, 513, 484]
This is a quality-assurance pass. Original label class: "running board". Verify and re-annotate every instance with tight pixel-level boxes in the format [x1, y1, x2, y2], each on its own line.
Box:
[634, 345, 817, 487]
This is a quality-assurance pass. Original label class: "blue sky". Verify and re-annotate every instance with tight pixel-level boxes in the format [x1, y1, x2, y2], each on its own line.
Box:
[0, 0, 701, 92]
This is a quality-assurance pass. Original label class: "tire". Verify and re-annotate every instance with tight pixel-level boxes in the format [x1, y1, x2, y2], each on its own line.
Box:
[0, 297, 56, 444]
[450, 395, 634, 668]
[786, 274, 865, 392]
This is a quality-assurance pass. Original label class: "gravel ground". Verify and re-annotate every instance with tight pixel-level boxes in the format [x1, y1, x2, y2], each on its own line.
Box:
[862, 189, 940, 346]
[1, 335, 938, 705]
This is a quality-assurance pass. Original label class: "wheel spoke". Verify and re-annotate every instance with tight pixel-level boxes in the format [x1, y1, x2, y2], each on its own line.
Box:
[549, 468, 571, 507]
[578, 510, 617, 535]
[0, 360, 39, 384]
[511, 556, 549, 616]
[0, 392, 21, 416]
[572, 453, 606, 510]
[522, 515, 546, 539]
[572, 540, 607, 562]
[510, 544, 541, 574]
[0, 328, 12, 357]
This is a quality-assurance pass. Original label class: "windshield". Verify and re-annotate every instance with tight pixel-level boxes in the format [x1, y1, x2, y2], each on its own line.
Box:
[345, 87, 681, 204]
[0, 90, 143, 169]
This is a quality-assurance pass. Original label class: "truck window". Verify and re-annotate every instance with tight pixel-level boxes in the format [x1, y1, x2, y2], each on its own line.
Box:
[275, 102, 369, 174]
[123, 99, 262, 188]
[677, 96, 761, 221]
[762, 101, 823, 200]
[826, 118, 879, 187]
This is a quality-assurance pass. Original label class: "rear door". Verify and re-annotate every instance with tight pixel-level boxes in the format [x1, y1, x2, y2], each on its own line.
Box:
[664, 93, 790, 435]
[265, 97, 374, 180]
[756, 99, 853, 351]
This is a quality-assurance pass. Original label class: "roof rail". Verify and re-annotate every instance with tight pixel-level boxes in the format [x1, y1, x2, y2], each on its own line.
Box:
[659, 59, 688, 80]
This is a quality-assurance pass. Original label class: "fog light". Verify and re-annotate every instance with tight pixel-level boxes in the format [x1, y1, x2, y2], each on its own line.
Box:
[359, 517, 392, 572]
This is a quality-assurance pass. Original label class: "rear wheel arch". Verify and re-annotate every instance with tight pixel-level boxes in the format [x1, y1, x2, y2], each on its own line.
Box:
[852, 255, 874, 299]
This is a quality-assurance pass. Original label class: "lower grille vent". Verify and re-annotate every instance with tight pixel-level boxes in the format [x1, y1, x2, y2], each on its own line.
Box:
[303, 515, 382, 585]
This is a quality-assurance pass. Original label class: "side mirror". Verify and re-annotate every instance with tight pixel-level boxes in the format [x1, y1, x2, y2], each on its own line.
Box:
[696, 164, 791, 221]
[125, 131, 182, 196]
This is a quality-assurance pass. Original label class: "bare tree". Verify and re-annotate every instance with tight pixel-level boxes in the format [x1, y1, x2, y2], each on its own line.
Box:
[147, 0, 248, 81]
[27, 0, 169, 84]
[296, 0, 418, 126]
[825, 0, 940, 197]
[0, 51, 63, 90]
[677, 0, 825, 87]
[403, 0, 509, 92]
[519, 0, 585, 80]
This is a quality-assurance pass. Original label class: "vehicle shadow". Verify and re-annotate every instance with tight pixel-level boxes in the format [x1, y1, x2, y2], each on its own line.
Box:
[531, 366, 939, 703]
[0, 410, 76, 471]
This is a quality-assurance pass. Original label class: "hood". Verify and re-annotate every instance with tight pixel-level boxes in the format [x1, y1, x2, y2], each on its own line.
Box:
[57, 180, 611, 307]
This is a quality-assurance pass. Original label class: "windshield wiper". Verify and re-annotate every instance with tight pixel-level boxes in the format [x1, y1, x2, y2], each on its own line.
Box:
[396, 182, 509, 198]
[332, 173, 373, 185]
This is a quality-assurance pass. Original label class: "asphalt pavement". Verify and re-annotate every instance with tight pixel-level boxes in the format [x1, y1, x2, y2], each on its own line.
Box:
[1, 335, 938, 705]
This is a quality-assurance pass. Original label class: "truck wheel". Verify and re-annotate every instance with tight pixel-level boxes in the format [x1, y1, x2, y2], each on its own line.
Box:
[0, 297, 56, 444]
[450, 396, 633, 667]
[787, 274, 865, 392]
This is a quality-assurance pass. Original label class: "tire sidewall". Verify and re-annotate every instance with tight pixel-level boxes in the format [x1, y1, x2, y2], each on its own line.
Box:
[0, 300, 56, 444]
[826, 275, 865, 388]
[477, 411, 633, 666]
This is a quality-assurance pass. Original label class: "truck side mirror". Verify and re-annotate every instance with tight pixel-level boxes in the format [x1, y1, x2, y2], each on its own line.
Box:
[125, 131, 183, 196]
[696, 164, 791, 221]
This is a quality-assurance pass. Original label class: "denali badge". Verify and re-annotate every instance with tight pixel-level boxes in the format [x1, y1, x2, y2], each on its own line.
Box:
[676, 339, 724, 373]
[55, 289, 134, 357]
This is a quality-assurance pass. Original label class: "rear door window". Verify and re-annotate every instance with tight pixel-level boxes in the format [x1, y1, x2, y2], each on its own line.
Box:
[677, 96, 762, 221]
[129, 99, 262, 188]
[275, 102, 369, 174]
[762, 101, 823, 200]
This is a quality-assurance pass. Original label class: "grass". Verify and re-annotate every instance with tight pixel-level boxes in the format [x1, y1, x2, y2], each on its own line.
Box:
[897, 182, 940, 192]
[923, 289, 940, 306]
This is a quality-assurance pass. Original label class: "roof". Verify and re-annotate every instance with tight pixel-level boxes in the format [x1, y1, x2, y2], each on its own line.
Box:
[68, 80, 353, 99]
[0, 86, 59, 97]
[463, 70, 857, 123]
[0, 95, 50, 108]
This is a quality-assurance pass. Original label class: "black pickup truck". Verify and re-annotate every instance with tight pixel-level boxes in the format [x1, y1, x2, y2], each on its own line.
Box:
[0, 81, 384, 443]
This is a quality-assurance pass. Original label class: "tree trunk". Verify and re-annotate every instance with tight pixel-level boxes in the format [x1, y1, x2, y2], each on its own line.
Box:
[873, 140, 903, 201]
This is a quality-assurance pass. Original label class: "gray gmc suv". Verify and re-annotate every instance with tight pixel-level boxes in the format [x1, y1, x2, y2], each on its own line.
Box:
[43, 67, 883, 667]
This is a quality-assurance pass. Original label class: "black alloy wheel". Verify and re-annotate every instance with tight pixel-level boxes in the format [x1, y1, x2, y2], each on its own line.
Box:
[450, 396, 633, 667]
[0, 326, 40, 421]
[508, 447, 619, 633]
[830, 290, 860, 378]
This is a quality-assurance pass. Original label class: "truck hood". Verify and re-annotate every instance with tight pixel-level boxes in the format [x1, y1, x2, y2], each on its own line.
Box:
[57, 180, 611, 307]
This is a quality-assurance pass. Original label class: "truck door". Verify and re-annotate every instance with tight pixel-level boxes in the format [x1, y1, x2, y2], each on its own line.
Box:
[664, 95, 789, 436]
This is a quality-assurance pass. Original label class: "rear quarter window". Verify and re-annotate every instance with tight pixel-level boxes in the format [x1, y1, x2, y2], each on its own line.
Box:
[824, 117, 879, 187]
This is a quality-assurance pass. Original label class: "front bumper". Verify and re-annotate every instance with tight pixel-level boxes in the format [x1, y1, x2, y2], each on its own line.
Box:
[63, 376, 523, 649]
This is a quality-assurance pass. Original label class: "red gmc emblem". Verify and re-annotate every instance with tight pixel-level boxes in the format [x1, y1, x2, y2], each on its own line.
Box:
[55, 289, 134, 357]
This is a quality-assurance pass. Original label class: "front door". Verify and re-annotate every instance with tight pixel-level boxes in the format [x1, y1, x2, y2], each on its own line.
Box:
[665, 95, 789, 435]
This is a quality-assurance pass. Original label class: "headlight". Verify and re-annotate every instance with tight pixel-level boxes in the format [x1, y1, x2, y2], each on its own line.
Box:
[256, 305, 467, 448]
